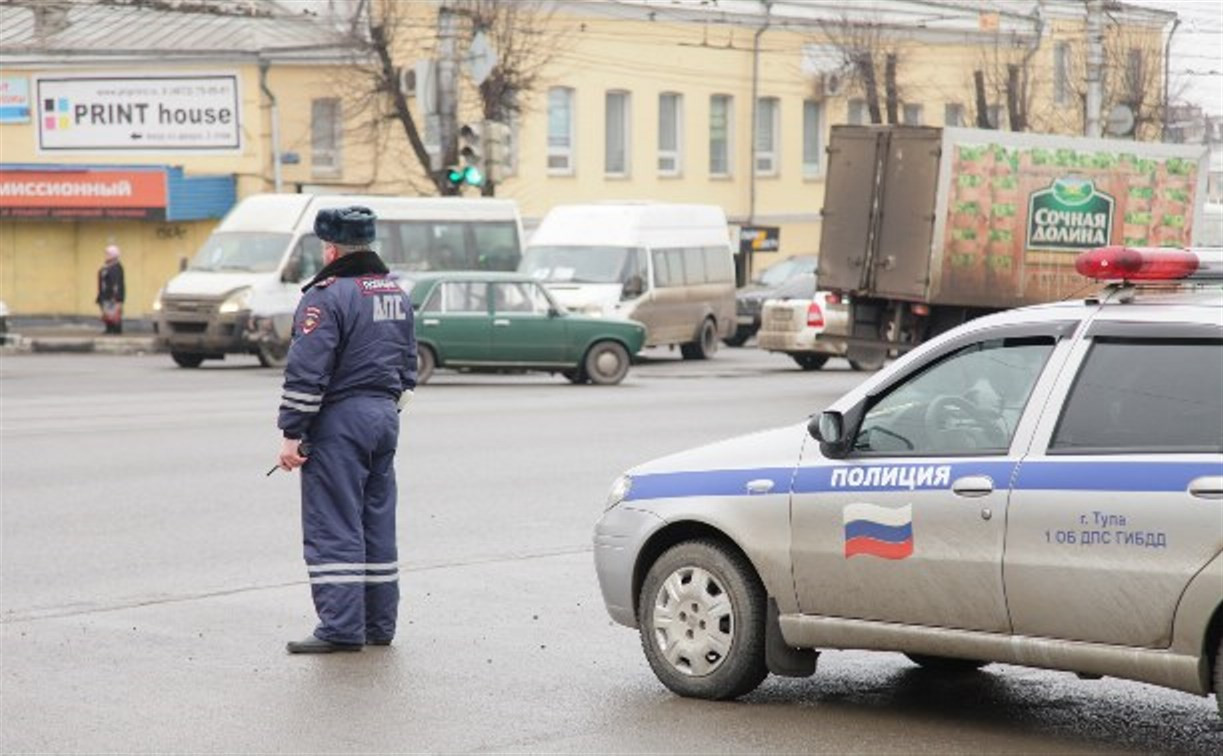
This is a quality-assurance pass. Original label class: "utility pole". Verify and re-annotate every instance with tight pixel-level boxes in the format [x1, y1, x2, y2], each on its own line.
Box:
[437, 2, 460, 192]
[1085, 0, 1104, 137]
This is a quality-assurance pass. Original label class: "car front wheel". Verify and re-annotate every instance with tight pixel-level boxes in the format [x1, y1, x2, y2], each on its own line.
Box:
[584, 341, 630, 385]
[638, 540, 768, 700]
[171, 351, 205, 369]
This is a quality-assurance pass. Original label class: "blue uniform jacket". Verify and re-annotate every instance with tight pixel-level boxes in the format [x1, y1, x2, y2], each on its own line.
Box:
[278, 250, 417, 440]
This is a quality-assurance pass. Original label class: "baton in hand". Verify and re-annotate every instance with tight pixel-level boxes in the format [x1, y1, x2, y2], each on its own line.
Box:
[266, 442, 312, 476]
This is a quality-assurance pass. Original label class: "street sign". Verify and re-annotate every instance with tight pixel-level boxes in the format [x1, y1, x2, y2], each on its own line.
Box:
[464, 31, 497, 86]
[34, 73, 241, 153]
[739, 226, 780, 255]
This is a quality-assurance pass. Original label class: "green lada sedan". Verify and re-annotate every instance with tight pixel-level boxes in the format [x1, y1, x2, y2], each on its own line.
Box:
[407, 272, 647, 385]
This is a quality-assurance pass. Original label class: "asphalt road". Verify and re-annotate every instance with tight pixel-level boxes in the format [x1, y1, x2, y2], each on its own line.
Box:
[2, 347, 1220, 753]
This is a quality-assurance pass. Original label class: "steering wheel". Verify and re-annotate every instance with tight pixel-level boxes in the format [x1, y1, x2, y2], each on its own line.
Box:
[924, 394, 1005, 448]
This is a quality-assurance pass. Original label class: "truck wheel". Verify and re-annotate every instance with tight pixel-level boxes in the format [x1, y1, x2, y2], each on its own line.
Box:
[171, 351, 205, 369]
[792, 354, 829, 371]
[584, 341, 630, 385]
[256, 342, 289, 369]
[416, 345, 436, 385]
[905, 653, 987, 672]
[680, 319, 719, 360]
[849, 355, 885, 371]
[639, 540, 768, 700]
[1214, 633, 1222, 718]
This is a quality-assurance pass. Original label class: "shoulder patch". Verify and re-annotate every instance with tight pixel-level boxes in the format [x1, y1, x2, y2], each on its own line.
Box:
[300, 305, 324, 335]
[315, 276, 338, 289]
[357, 275, 404, 297]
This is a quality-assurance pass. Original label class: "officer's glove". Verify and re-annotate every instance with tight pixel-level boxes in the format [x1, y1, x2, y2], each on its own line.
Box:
[397, 389, 415, 414]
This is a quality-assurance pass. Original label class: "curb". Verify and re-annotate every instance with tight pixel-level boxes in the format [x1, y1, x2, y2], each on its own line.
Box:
[3, 336, 160, 355]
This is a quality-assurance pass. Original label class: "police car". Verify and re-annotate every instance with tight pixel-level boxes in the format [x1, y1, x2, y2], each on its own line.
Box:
[594, 245, 1223, 712]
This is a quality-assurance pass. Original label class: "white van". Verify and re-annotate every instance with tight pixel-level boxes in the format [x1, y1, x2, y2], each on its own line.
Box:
[153, 193, 523, 368]
[520, 203, 735, 359]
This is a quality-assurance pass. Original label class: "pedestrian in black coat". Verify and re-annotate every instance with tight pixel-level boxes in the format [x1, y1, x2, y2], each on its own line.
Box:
[97, 245, 125, 334]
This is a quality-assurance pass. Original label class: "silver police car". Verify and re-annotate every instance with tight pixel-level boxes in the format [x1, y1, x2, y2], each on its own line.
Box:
[594, 246, 1223, 713]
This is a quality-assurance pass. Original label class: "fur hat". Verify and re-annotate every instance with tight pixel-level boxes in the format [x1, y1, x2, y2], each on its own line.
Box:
[314, 206, 376, 245]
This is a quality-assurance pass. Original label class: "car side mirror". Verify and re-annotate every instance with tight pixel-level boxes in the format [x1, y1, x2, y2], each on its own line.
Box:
[622, 274, 644, 300]
[809, 410, 852, 459]
[547, 306, 561, 318]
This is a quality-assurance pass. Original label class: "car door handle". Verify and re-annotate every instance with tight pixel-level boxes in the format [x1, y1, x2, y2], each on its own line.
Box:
[493, 318, 510, 327]
[1188, 476, 1223, 500]
[951, 475, 994, 498]
[422, 318, 440, 326]
[745, 479, 775, 495]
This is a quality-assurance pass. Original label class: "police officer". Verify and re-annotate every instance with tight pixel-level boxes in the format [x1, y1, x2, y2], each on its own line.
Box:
[275, 206, 417, 654]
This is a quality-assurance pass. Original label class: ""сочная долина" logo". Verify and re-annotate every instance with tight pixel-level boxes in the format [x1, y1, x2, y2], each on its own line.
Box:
[1026, 177, 1115, 252]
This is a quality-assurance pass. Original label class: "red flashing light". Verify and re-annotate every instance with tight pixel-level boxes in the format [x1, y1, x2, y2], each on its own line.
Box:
[807, 301, 825, 328]
[1075, 246, 1200, 281]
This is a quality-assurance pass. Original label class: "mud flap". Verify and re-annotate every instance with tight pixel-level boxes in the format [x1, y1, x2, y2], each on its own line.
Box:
[766, 598, 817, 678]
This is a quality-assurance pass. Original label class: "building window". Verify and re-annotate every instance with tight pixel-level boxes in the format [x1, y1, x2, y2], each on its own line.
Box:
[988, 104, 1005, 130]
[1126, 48, 1144, 103]
[944, 103, 965, 127]
[658, 92, 682, 176]
[605, 90, 631, 177]
[311, 98, 341, 176]
[1054, 42, 1070, 106]
[903, 103, 924, 126]
[709, 94, 732, 177]
[547, 87, 575, 174]
[754, 96, 779, 176]
[802, 100, 822, 178]
[848, 98, 867, 125]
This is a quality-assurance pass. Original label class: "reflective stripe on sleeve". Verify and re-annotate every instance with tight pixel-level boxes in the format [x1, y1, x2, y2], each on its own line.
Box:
[282, 390, 324, 404]
[280, 400, 322, 413]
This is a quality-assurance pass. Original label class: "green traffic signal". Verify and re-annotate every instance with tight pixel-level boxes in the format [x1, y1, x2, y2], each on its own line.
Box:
[462, 165, 484, 187]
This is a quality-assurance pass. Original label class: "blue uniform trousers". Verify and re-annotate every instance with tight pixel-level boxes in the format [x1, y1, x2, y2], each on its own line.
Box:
[300, 395, 400, 644]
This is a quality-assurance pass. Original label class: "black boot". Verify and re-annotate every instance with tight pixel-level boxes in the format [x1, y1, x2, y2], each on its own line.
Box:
[286, 635, 363, 654]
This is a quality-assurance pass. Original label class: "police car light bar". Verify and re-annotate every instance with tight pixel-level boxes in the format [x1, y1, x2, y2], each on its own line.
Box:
[1075, 246, 1223, 282]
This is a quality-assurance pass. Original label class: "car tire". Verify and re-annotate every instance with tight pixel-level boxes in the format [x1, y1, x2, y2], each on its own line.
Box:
[584, 341, 630, 385]
[792, 354, 829, 371]
[561, 369, 589, 385]
[904, 653, 988, 672]
[256, 342, 289, 369]
[638, 540, 768, 700]
[680, 319, 719, 360]
[723, 326, 754, 347]
[416, 345, 436, 385]
[171, 351, 205, 369]
[1214, 633, 1222, 718]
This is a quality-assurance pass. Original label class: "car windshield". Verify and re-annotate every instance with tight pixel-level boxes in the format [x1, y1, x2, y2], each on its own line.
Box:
[521, 246, 640, 284]
[773, 274, 817, 299]
[754, 257, 814, 287]
[189, 232, 291, 273]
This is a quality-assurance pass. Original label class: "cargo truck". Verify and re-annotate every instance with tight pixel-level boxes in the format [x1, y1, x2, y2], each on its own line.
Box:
[816, 125, 1209, 363]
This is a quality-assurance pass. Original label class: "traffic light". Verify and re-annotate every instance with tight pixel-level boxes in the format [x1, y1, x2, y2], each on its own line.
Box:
[456, 122, 485, 187]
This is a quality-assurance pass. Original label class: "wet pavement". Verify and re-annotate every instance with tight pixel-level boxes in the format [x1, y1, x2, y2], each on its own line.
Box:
[2, 348, 1220, 753]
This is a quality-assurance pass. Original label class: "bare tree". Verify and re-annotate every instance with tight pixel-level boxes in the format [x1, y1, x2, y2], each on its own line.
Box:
[814, 14, 901, 125]
[333, 0, 566, 196]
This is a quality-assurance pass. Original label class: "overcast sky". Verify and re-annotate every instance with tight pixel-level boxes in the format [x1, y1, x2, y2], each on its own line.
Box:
[1134, 0, 1223, 115]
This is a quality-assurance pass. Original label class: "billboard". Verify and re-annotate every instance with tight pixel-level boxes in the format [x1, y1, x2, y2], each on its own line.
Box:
[34, 74, 241, 153]
[0, 168, 168, 220]
[0, 76, 31, 123]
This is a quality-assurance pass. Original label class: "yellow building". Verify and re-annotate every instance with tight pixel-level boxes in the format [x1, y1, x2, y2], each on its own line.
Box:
[0, 0, 1175, 318]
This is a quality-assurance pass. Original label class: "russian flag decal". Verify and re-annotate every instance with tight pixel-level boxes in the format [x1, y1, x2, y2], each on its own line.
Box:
[843, 503, 914, 560]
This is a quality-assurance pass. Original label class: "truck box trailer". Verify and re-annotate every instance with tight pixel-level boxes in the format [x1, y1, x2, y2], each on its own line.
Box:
[817, 125, 1209, 359]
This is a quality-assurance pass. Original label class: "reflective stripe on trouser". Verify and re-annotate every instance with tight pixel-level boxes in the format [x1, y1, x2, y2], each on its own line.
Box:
[300, 395, 400, 645]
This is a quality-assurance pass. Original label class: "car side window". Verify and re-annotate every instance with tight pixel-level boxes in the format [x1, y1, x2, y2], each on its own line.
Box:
[1050, 338, 1223, 454]
[492, 282, 544, 314]
[284, 235, 324, 283]
[853, 336, 1055, 456]
[438, 282, 487, 313]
